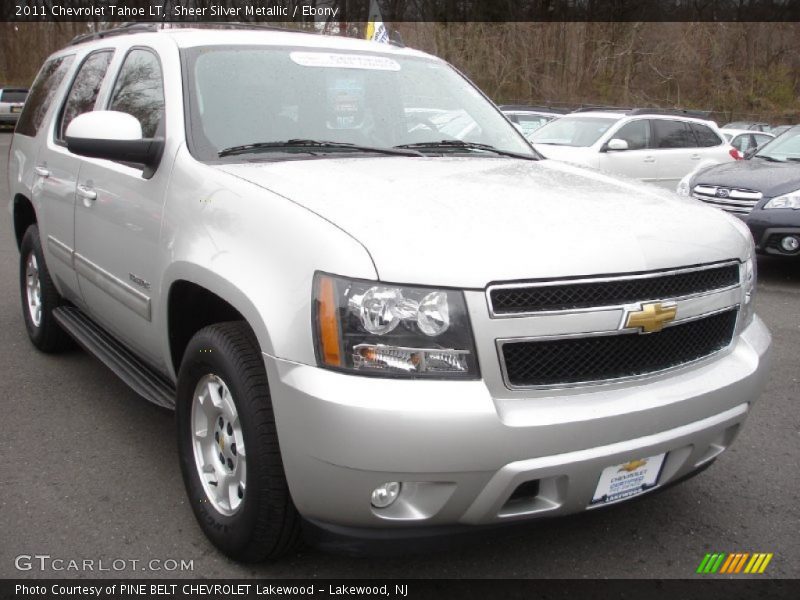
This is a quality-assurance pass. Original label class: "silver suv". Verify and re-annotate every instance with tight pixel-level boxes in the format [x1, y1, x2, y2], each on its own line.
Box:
[0, 87, 28, 127]
[6, 26, 771, 561]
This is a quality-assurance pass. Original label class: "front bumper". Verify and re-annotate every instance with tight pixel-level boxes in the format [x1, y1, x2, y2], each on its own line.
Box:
[265, 316, 771, 533]
[745, 208, 800, 257]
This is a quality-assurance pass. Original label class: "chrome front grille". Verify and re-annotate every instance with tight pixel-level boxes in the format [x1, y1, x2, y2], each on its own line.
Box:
[499, 309, 738, 388]
[488, 263, 740, 316]
[692, 184, 763, 215]
[485, 261, 743, 390]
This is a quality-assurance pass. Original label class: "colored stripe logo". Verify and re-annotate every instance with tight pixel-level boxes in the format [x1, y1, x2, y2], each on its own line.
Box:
[696, 552, 773, 574]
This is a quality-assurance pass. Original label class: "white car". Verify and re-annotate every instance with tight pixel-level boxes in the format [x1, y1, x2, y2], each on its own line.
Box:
[530, 109, 739, 189]
[720, 128, 774, 157]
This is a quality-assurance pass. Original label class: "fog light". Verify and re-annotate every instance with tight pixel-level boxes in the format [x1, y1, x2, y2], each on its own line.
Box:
[780, 235, 800, 253]
[371, 482, 401, 508]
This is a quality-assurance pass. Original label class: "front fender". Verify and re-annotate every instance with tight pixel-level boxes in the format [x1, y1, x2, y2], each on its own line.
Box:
[158, 149, 378, 377]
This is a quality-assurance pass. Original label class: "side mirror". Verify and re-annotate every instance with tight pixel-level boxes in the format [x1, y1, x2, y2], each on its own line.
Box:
[605, 138, 629, 151]
[743, 146, 758, 160]
[65, 111, 163, 177]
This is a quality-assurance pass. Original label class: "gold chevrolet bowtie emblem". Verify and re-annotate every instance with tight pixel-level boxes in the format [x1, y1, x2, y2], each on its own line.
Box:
[624, 302, 677, 333]
[618, 459, 648, 473]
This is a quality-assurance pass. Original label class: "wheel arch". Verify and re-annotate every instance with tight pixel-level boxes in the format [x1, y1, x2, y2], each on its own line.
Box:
[12, 193, 37, 250]
[163, 263, 274, 379]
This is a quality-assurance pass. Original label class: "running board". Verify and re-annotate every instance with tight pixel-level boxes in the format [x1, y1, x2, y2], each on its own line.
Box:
[53, 306, 176, 409]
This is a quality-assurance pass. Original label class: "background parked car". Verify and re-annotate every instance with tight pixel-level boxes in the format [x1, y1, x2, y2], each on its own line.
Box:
[678, 125, 800, 257]
[529, 108, 737, 189]
[0, 87, 28, 128]
[721, 121, 771, 132]
[498, 105, 565, 138]
[770, 125, 794, 137]
[721, 129, 775, 156]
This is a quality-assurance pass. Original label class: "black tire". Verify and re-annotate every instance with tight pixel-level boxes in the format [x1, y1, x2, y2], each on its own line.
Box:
[19, 225, 72, 352]
[176, 321, 302, 562]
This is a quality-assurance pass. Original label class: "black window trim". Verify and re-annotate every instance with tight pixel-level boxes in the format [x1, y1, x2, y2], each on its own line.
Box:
[54, 48, 115, 146]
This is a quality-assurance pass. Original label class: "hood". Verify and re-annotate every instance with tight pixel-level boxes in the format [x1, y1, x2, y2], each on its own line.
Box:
[217, 157, 748, 288]
[692, 157, 800, 198]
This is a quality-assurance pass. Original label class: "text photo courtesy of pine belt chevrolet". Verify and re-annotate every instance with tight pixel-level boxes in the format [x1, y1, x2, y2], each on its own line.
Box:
[529, 108, 739, 189]
[7, 25, 771, 562]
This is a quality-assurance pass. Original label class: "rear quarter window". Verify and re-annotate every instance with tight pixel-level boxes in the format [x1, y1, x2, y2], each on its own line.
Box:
[690, 123, 723, 147]
[15, 56, 74, 138]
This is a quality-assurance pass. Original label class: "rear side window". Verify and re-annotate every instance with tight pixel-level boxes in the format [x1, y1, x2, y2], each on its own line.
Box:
[613, 119, 650, 150]
[108, 49, 165, 138]
[1, 90, 28, 103]
[653, 120, 695, 148]
[690, 123, 722, 147]
[15, 56, 74, 138]
[58, 50, 114, 141]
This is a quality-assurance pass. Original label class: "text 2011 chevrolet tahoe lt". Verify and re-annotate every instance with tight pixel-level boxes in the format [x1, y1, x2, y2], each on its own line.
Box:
[6, 26, 771, 561]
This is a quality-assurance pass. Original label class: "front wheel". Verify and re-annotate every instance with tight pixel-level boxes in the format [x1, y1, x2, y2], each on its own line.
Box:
[176, 322, 301, 561]
[19, 225, 72, 352]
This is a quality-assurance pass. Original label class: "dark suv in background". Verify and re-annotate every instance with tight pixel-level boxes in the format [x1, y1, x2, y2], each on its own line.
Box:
[679, 126, 800, 257]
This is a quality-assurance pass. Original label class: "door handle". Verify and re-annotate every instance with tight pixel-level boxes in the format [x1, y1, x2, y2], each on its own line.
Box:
[643, 156, 656, 163]
[34, 166, 50, 178]
[690, 154, 701, 160]
[77, 185, 97, 202]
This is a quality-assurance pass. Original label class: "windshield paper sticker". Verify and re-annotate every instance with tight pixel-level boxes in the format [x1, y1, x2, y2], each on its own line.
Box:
[290, 52, 401, 71]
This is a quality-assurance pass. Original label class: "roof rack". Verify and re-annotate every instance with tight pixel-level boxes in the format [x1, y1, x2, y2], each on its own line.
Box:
[571, 105, 711, 118]
[629, 108, 712, 118]
[67, 22, 323, 47]
[572, 105, 633, 113]
[498, 104, 568, 114]
[67, 22, 408, 48]
[68, 22, 158, 46]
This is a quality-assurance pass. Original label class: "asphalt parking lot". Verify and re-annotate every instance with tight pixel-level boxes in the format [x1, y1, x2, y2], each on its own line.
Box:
[0, 130, 798, 579]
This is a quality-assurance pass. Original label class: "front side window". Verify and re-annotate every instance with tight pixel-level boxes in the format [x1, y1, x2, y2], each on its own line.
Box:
[612, 119, 650, 150]
[58, 50, 114, 141]
[108, 49, 165, 138]
[529, 116, 617, 147]
[652, 120, 695, 149]
[184, 46, 533, 161]
[15, 56, 74, 137]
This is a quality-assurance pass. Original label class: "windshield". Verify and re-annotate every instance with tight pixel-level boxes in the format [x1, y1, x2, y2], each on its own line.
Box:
[755, 128, 800, 162]
[183, 45, 534, 161]
[528, 116, 617, 147]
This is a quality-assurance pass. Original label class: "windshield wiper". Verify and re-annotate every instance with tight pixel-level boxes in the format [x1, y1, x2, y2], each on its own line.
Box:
[394, 140, 538, 160]
[754, 154, 784, 162]
[785, 157, 800, 162]
[218, 139, 423, 158]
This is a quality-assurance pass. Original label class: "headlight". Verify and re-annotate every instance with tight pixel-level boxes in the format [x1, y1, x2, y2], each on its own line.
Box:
[764, 189, 800, 209]
[313, 273, 479, 378]
[676, 173, 692, 197]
